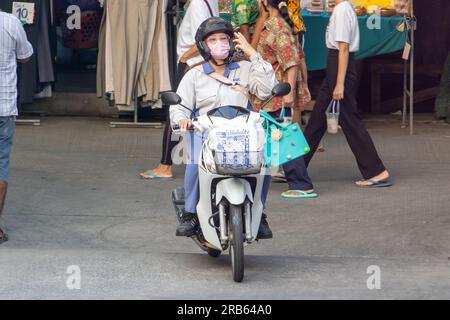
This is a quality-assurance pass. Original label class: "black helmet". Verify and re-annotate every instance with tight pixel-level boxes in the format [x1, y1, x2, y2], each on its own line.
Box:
[195, 17, 235, 63]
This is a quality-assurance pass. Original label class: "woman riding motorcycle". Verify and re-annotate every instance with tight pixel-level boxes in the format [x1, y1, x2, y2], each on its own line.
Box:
[170, 17, 277, 238]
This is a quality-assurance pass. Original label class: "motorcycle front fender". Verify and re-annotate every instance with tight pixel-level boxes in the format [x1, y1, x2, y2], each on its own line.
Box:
[215, 178, 254, 206]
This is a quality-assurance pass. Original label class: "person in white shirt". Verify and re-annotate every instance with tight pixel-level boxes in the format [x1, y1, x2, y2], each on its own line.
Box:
[0, 10, 33, 244]
[177, 0, 220, 73]
[303, 0, 393, 188]
[140, 0, 219, 182]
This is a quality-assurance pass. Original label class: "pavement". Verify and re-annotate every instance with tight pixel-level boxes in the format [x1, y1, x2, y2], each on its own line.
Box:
[0, 114, 449, 299]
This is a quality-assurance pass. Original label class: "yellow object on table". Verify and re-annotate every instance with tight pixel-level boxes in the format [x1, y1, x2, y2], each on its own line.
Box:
[351, 0, 394, 9]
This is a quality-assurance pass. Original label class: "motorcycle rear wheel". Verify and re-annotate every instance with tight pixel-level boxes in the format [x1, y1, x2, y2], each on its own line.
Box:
[229, 204, 244, 283]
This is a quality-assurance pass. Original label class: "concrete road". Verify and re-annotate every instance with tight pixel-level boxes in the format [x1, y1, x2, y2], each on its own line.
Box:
[0, 115, 449, 299]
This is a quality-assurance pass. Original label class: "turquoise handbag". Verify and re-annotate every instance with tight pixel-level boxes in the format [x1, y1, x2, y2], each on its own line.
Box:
[260, 110, 311, 168]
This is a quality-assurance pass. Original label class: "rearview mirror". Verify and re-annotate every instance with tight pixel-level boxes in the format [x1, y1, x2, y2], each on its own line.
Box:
[161, 92, 182, 105]
[272, 83, 291, 97]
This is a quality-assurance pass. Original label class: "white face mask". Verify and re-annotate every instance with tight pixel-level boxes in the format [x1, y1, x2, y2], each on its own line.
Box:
[207, 36, 231, 61]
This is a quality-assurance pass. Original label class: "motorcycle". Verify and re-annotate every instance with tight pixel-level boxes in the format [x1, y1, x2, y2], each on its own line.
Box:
[162, 83, 291, 282]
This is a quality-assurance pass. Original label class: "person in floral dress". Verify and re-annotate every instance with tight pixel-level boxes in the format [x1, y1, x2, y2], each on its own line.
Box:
[252, 0, 310, 124]
[253, 0, 318, 199]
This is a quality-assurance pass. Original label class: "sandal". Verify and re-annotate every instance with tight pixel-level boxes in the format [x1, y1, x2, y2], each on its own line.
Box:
[281, 190, 318, 199]
[355, 179, 393, 188]
[0, 228, 8, 244]
[140, 170, 175, 181]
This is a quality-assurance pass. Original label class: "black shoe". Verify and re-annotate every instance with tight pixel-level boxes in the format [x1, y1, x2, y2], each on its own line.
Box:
[0, 228, 8, 244]
[257, 213, 273, 239]
[176, 211, 199, 237]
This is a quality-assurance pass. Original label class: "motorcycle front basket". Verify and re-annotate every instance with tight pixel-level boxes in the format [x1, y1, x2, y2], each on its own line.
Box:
[213, 151, 263, 176]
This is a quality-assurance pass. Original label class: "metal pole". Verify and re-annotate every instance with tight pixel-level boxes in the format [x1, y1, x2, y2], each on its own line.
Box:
[109, 92, 163, 129]
[15, 119, 41, 126]
[402, 58, 408, 128]
[134, 94, 139, 124]
[409, 3, 415, 136]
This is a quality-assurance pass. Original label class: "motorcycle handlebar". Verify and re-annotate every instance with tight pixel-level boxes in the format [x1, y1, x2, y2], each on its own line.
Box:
[172, 125, 194, 132]
[173, 116, 286, 131]
[173, 117, 197, 131]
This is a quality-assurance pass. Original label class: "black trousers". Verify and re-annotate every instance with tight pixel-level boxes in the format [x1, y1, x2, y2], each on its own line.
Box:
[160, 62, 188, 165]
[304, 50, 386, 179]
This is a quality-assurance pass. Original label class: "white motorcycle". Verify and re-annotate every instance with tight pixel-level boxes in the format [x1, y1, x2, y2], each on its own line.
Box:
[162, 83, 291, 282]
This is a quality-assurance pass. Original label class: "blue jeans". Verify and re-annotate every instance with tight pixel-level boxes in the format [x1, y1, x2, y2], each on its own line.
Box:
[0, 117, 16, 182]
[283, 157, 314, 191]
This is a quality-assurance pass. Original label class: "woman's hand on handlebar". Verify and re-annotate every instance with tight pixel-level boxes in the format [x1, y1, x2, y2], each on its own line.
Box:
[178, 119, 193, 132]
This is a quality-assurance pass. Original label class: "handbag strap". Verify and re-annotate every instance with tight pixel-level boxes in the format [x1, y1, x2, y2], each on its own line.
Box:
[193, 65, 249, 99]
[202, 0, 214, 17]
[259, 110, 284, 128]
[326, 100, 340, 114]
[280, 107, 285, 119]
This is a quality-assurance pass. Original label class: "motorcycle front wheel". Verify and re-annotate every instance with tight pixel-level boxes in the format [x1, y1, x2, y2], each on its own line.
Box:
[229, 204, 244, 283]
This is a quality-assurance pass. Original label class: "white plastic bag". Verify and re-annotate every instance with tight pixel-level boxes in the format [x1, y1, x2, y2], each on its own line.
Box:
[326, 100, 340, 134]
[203, 114, 266, 173]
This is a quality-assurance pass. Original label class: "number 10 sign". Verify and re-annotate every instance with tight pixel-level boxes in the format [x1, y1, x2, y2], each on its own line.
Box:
[12, 2, 36, 25]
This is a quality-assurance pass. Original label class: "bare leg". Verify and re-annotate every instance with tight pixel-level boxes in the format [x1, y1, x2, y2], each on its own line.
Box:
[140, 107, 176, 180]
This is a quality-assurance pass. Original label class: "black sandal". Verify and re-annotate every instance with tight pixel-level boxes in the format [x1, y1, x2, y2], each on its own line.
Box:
[0, 228, 8, 244]
[355, 179, 393, 188]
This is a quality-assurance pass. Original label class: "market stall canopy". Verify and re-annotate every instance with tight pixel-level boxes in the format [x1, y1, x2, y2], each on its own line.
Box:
[302, 12, 408, 71]
[220, 9, 409, 71]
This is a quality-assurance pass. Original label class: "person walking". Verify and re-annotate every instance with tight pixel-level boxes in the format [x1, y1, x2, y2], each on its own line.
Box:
[251, 0, 310, 113]
[303, 0, 392, 187]
[0, 10, 34, 243]
[140, 0, 219, 181]
[253, 0, 317, 199]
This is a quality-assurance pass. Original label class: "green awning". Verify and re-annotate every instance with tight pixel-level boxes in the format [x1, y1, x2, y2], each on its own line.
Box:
[220, 11, 408, 71]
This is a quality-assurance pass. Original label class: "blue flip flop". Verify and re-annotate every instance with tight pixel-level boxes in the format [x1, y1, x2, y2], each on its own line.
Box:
[356, 179, 393, 188]
[281, 190, 318, 199]
[140, 171, 176, 181]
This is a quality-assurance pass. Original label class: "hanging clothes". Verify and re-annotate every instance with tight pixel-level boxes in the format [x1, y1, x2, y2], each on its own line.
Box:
[37, 0, 55, 84]
[435, 53, 450, 123]
[110, 0, 143, 108]
[166, 0, 178, 90]
[158, 0, 172, 93]
[96, 0, 107, 99]
[139, 0, 160, 104]
[97, 0, 171, 109]
[104, 5, 114, 95]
